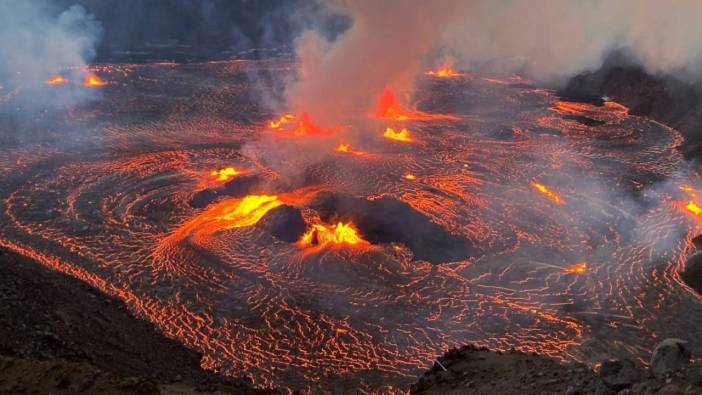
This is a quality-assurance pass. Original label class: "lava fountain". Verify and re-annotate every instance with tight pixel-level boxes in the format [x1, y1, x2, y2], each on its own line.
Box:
[383, 127, 413, 142]
[425, 65, 463, 78]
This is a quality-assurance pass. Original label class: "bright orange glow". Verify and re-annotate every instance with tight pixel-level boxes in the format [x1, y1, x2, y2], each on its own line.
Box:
[426, 65, 462, 78]
[271, 112, 336, 137]
[686, 201, 702, 216]
[269, 114, 295, 129]
[83, 74, 107, 87]
[336, 143, 365, 156]
[531, 182, 564, 205]
[216, 195, 282, 229]
[565, 262, 587, 273]
[383, 127, 413, 142]
[299, 222, 367, 247]
[680, 184, 695, 193]
[375, 87, 410, 120]
[46, 75, 67, 85]
[210, 167, 239, 182]
[404, 173, 416, 180]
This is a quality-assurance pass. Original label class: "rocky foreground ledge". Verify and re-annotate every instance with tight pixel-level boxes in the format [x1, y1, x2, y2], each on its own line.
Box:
[411, 342, 701, 395]
[0, 247, 272, 395]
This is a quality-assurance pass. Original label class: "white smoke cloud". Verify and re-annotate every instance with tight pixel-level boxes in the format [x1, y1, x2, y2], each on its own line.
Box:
[0, 1, 102, 111]
[443, 0, 702, 83]
[285, 0, 702, 122]
[285, 0, 464, 124]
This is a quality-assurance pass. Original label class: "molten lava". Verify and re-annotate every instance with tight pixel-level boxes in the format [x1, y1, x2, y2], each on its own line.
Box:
[299, 222, 367, 247]
[217, 195, 282, 229]
[384, 127, 413, 142]
[531, 182, 565, 205]
[565, 262, 587, 273]
[375, 87, 410, 120]
[210, 167, 239, 182]
[686, 201, 702, 216]
[46, 75, 67, 85]
[270, 113, 336, 137]
[404, 173, 416, 180]
[336, 143, 365, 156]
[269, 114, 295, 129]
[83, 74, 107, 87]
[425, 65, 462, 78]
[680, 184, 695, 193]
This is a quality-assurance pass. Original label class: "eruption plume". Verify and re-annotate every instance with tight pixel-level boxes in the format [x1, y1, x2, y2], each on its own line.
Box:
[375, 87, 410, 120]
[285, 0, 463, 126]
[0, 1, 102, 118]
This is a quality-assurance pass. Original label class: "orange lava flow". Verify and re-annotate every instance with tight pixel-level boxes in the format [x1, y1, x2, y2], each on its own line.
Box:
[375, 87, 410, 120]
[298, 222, 367, 247]
[210, 167, 239, 182]
[565, 262, 587, 273]
[83, 74, 107, 87]
[46, 75, 67, 85]
[170, 195, 283, 238]
[216, 195, 282, 229]
[384, 127, 413, 142]
[425, 65, 462, 78]
[685, 201, 702, 216]
[531, 182, 565, 205]
[403, 173, 416, 180]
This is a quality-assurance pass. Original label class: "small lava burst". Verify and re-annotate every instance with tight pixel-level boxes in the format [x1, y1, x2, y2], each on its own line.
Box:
[375, 87, 410, 120]
[425, 65, 462, 78]
[269, 114, 295, 129]
[46, 75, 67, 85]
[210, 167, 239, 182]
[565, 262, 587, 273]
[270, 112, 336, 137]
[531, 181, 565, 205]
[403, 173, 416, 180]
[686, 201, 702, 216]
[83, 74, 107, 87]
[299, 222, 367, 247]
[216, 195, 282, 229]
[384, 127, 413, 142]
[336, 143, 365, 156]
[680, 184, 695, 193]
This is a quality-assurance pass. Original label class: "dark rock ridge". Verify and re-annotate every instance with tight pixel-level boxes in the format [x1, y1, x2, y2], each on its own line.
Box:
[309, 192, 476, 264]
[257, 204, 307, 242]
[411, 341, 702, 394]
[682, 252, 702, 295]
[0, 247, 270, 394]
[559, 52, 702, 160]
[651, 339, 692, 378]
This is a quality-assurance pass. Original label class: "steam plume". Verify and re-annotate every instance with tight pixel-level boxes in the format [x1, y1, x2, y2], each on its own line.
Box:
[286, 0, 702, 122]
[0, 1, 102, 112]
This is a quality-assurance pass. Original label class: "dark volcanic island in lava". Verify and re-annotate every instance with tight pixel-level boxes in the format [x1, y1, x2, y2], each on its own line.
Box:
[3, 1, 702, 394]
